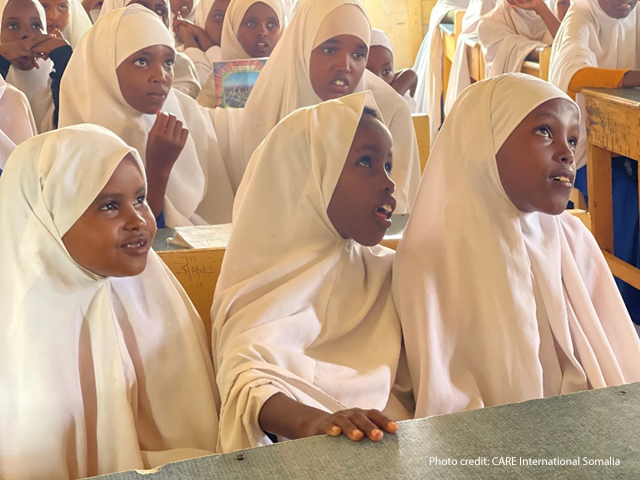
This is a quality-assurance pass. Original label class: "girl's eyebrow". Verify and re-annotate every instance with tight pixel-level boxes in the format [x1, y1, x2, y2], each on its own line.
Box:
[94, 192, 124, 204]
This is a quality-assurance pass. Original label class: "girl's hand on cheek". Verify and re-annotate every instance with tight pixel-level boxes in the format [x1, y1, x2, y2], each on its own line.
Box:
[306, 408, 398, 442]
[0, 34, 51, 64]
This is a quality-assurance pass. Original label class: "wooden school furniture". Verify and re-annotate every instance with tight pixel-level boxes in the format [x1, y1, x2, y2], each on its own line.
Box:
[520, 46, 552, 81]
[440, 10, 465, 98]
[466, 37, 485, 83]
[412, 113, 430, 173]
[95, 381, 640, 480]
[583, 87, 640, 290]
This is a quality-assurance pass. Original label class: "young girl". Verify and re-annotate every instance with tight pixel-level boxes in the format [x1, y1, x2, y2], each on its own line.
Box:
[394, 74, 640, 418]
[0, 0, 71, 131]
[212, 91, 413, 453]
[171, 0, 197, 20]
[367, 28, 418, 112]
[478, 0, 560, 78]
[0, 124, 218, 479]
[242, 0, 421, 214]
[60, 5, 234, 227]
[0, 76, 36, 172]
[39, 0, 92, 47]
[550, 0, 640, 323]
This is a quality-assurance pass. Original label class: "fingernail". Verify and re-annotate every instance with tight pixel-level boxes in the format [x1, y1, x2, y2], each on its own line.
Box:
[372, 429, 382, 437]
[330, 426, 340, 434]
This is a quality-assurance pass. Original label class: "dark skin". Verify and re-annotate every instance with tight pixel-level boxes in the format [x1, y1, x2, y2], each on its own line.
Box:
[128, 0, 170, 28]
[169, 0, 192, 17]
[62, 156, 157, 278]
[236, 1, 281, 58]
[507, 0, 560, 42]
[0, 0, 68, 70]
[555, 0, 570, 21]
[39, 0, 69, 34]
[116, 45, 190, 218]
[598, 0, 637, 18]
[496, 98, 579, 215]
[309, 34, 368, 101]
[366, 45, 418, 97]
[259, 115, 398, 442]
[174, 0, 229, 50]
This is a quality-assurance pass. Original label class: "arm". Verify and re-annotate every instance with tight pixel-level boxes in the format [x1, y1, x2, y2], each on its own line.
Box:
[47, 45, 73, 129]
[512, 0, 561, 38]
[567, 67, 630, 99]
[390, 69, 418, 97]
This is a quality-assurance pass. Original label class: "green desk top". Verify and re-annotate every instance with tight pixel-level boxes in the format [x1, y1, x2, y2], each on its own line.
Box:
[92, 382, 640, 479]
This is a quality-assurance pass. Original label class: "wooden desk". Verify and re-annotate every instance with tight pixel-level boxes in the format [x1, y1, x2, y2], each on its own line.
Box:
[412, 113, 430, 173]
[520, 46, 552, 81]
[439, 10, 465, 98]
[465, 36, 484, 83]
[583, 88, 640, 289]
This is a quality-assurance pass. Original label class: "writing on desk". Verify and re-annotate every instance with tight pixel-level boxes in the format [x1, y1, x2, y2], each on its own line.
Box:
[429, 456, 621, 466]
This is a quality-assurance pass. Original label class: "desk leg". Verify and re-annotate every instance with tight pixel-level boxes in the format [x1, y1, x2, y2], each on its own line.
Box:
[587, 143, 614, 254]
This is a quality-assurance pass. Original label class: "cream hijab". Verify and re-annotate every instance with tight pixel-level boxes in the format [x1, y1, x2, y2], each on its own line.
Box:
[242, 0, 420, 214]
[220, 0, 284, 59]
[478, 0, 553, 78]
[394, 74, 640, 419]
[0, 124, 219, 479]
[212, 92, 411, 453]
[61, 0, 92, 47]
[0, 76, 37, 168]
[60, 5, 233, 226]
[1, 0, 54, 132]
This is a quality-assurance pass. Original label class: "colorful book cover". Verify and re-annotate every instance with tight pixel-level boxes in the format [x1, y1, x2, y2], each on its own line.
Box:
[213, 58, 267, 108]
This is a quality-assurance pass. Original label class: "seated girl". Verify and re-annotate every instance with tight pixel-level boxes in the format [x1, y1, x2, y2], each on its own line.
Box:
[212, 91, 413, 453]
[60, 5, 234, 227]
[242, 0, 421, 214]
[0, 0, 71, 131]
[478, 0, 561, 79]
[394, 73, 640, 418]
[367, 28, 418, 113]
[38, 0, 92, 47]
[0, 124, 218, 479]
[550, 0, 640, 323]
[0, 76, 36, 173]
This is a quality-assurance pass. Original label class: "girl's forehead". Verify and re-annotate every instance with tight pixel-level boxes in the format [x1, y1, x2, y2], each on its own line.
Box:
[3, 0, 41, 18]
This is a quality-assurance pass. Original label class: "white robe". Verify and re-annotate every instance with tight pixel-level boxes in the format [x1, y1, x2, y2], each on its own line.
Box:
[0, 124, 219, 479]
[212, 92, 413, 453]
[393, 73, 640, 419]
[0, 77, 37, 169]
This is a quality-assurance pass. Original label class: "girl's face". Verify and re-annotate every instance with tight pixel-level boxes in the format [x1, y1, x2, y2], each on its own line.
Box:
[496, 98, 580, 215]
[62, 155, 157, 278]
[1, 0, 46, 71]
[39, 0, 69, 33]
[327, 112, 396, 246]
[128, 0, 170, 27]
[366, 46, 394, 86]
[170, 0, 193, 17]
[237, 1, 280, 58]
[309, 34, 368, 101]
[116, 45, 174, 114]
[555, 0, 570, 20]
[597, 0, 637, 18]
[205, 0, 230, 46]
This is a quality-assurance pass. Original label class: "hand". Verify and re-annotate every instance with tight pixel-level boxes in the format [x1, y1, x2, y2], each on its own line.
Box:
[304, 408, 399, 442]
[174, 19, 198, 48]
[32, 36, 70, 56]
[49, 27, 67, 40]
[146, 111, 189, 174]
[0, 34, 52, 68]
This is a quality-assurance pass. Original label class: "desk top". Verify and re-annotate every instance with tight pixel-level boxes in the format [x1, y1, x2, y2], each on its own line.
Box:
[582, 87, 640, 108]
[93, 382, 640, 479]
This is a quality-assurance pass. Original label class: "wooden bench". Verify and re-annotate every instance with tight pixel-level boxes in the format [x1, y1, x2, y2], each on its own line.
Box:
[520, 45, 552, 81]
[466, 37, 484, 83]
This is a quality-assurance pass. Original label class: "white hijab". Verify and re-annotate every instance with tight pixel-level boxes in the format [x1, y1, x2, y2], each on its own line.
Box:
[61, 0, 93, 47]
[212, 92, 411, 453]
[0, 76, 37, 168]
[220, 0, 284, 59]
[412, 0, 469, 142]
[242, 0, 420, 214]
[478, 0, 553, 78]
[394, 74, 640, 419]
[0, 124, 219, 479]
[370, 27, 393, 53]
[549, 0, 639, 168]
[60, 5, 233, 226]
[1, 0, 54, 132]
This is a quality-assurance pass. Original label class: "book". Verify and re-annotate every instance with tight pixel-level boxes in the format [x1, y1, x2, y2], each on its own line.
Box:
[167, 224, 232, 249]
[213, 58, 267, 108]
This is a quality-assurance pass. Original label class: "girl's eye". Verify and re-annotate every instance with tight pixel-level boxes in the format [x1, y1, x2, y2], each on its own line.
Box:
[156, 8, 166, 16]
[213, 13, 224, 21]
[33, 22, 43, 30]
[358, 157, 372, 168]
[385, 162, 393, 174]
[322, 47, 336, 55]
[382, 68, 392, 75]
[7, 22, 18, 30]
[59, 4, 68, 10]
[267, 21, 278, 29]
[353, 51, 365, 60]
[135, 195, 146, 205]
[246, 20, 256, 27]
[134, 58, 148, 66]
[568, 137, 578, 150]
[100, 201, 118, 211]
[535, 126, 551, 138]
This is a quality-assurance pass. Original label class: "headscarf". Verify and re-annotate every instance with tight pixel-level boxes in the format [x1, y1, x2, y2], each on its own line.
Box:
[61, 0, 93, 47]
[370, 27, 394, 53]
[212, 92, 412, 453]
[0, 76, 37, 168]
[393, 73, 640, 419]
[0, 124, 219, 479]
[59, 5, 233, 226]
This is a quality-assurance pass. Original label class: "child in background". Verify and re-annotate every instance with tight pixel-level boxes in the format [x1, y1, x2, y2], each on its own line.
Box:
[550, 0, 640, 323]
[170, 0, 197, 21]
[39, 0, 92, 47]
[0, 124, 218, 479]
[81, 0, 102, 20]
[478, 0, 560, 78]
[60, 5, 234, 227]
[394, 74, 640, 419]
[212, 92, 413, 453]
[0, 0, 71, 131]
[0, 76, 36, 173]
[367, 28, 418, 112]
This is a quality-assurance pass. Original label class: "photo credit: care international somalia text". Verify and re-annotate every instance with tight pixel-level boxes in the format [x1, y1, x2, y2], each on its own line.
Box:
[429, 456, 621, 467]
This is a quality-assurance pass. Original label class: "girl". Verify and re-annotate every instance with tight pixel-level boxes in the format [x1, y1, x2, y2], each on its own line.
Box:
[394, 74, 640, 418]
[0, 76, 36, 172]
[170, 0, 197, 20]
[367, 28, 418, 112]
[0, 124, 218, 479]
[99, 0, 201, 97]
[212, 91, 413, 453]
[478, 0, 560, 79]
[242, 0, 421, 214]
[0, 0, 71, 131]
[60, 5, 234, 227]
[550, 0, 640, 323]
[39, 0, 92, 47]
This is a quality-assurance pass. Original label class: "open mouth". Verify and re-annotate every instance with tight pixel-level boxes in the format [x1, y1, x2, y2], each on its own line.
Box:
[375, 203, 394, 220]
[121, 237, 150, 255]
[550, 174, 574, 187]
[256, 41, 269, 49]
[330, 76, 350, 90]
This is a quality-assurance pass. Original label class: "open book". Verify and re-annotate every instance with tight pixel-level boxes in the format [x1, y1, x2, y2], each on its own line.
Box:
[213, 58, 268, 108]
[167, 224, 232, 249]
